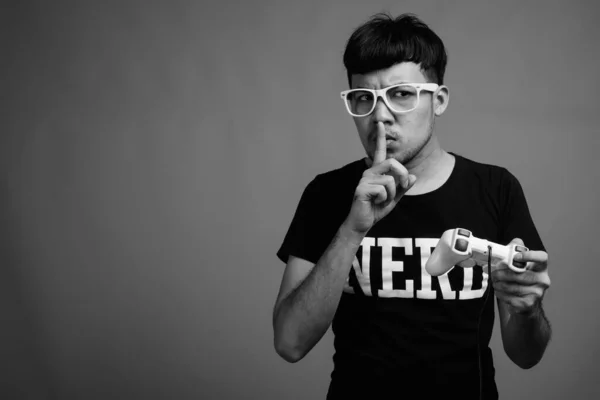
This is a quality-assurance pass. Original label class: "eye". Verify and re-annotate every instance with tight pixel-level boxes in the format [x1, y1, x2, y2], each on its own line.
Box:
[389, 85, 417, 98]
[351, 91, 373, 102]
[391, 89, 413, 98]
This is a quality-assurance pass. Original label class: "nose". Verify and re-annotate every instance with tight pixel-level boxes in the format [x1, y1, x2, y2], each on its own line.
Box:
[371, 95, 394, 124]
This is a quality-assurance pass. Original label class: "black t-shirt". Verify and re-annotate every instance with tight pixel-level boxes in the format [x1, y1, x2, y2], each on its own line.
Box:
[277, 152, 545, 399]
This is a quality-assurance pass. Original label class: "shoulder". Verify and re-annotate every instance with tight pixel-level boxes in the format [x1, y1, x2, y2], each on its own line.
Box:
[306, 158, 367, 193]
[451, 152, 527, 211]
[452, 152, 518, 185]
[292, 158, 366, 213]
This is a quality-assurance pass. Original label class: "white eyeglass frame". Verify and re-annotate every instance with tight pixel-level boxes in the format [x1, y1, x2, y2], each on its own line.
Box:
[340, 83, 440, 117]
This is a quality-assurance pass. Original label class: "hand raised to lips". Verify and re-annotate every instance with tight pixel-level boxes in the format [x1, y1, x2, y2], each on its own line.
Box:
[344, 122, 417, 234]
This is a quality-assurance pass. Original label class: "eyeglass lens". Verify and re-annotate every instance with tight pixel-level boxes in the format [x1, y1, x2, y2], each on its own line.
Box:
[346, 85, 418, 116]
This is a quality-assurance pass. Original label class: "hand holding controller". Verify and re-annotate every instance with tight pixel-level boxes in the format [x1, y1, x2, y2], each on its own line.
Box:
[425, 228, 528, 276]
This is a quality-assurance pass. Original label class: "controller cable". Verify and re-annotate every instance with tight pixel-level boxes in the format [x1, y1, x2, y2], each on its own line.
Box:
[477, 245, 493, 400]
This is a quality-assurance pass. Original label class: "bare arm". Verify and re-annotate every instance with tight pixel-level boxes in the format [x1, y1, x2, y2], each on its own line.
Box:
[493, 241, 552, 369]
[272, 223, 364, 362]
[272, 122, 416, 362]
[497, 299, 552, 369]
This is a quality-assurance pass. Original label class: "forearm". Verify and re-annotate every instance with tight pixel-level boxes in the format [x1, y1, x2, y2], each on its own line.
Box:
[274, 222, 364, 362]
[502, 303, 552, 369]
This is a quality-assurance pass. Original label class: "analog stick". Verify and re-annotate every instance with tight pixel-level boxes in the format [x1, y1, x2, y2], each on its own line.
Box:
[454, 238, 469, 252]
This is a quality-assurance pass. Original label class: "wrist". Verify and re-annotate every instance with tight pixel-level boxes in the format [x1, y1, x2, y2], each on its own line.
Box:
[513, 301, 543, 320]
[338, 221, 367, 246]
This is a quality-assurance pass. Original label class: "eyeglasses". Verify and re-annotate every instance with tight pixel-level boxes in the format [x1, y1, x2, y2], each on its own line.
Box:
[340, 83, 439, 117]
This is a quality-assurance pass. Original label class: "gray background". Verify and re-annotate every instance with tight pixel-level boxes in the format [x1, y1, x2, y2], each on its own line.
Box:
[2, 0, 599, 399]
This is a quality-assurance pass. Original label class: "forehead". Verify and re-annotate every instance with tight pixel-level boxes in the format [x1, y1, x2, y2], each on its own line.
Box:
[350, 62, 427, 88]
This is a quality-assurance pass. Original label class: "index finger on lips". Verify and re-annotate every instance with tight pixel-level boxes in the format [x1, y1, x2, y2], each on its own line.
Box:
[372, 122, 386, 166]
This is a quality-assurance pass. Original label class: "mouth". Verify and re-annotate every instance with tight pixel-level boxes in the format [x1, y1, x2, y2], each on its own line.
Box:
[372, 133, 397, 142]
[384, 135, 398, 147]
[369, 131, 398, 150]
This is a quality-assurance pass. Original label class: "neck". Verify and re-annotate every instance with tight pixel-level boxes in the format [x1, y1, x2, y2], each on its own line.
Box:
[404, 135, 447, 179]
[403, 135, 454, 195]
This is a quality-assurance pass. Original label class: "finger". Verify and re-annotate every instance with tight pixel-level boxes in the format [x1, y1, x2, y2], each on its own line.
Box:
[492, 268, 535, 284]
[493, 281, 544, 297]
[494, 290, 529, 306]
[362, 175, 396, 206]
[399, 173, 417, 194]
[368, 157, 417, 203]
[379, 176, 396, 206]
[384, 159, 417, 194]
[492, 269, 549, 288]
[356, 178, 385, 202]
[372, 122, 387, 165]
[361, 175, 395, 184]
[367, 184, 387, 205]
[507, 237, 525, 246]
[390, 175, 415, 204]
[370, 158, 410, 185]
[493, 283, 526, 297]
[457, 259, 477, 268]
[513, 250, 548, 271]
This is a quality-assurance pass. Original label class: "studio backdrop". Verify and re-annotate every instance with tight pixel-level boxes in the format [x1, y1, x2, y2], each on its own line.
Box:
[2, 1, 599, 399]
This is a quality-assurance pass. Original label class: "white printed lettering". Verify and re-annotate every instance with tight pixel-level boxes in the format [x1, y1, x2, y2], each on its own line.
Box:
[459, 266, 488, 300]
[343, 236, 489, 300]
[415, 238, 438, 299]
[343, 237, 375, 295]
[378, 238, 414, 298]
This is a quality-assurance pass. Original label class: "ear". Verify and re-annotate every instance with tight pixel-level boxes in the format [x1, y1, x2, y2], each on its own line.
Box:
[433, 85, 449, 116]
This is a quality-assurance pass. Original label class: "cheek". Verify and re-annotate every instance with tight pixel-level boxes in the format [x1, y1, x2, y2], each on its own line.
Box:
[397, 108, 431, 132]
[354, 119, 370, 143]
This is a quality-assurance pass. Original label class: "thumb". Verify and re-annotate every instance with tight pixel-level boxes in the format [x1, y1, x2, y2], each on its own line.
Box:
[506, 237, 527, 271]
[508, 237, 525, 246]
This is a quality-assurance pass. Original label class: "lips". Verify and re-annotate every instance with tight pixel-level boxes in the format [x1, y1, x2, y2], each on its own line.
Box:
[371, 131, 398, 147]
[385, 134, 398, 144]
[372, 133, 396, 141]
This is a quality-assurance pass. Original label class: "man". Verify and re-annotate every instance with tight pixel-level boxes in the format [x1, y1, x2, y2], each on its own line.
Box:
[272, 13, 551, 399]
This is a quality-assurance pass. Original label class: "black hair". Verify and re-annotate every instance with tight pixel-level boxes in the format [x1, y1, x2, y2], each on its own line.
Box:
[343, 12, 448, 86]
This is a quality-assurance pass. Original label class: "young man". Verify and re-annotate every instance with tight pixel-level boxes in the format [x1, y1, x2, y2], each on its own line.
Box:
[273, 13, 551, 399]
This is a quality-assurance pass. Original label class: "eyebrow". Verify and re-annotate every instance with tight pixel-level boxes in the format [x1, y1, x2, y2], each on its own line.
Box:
[354, 81, 410, 89]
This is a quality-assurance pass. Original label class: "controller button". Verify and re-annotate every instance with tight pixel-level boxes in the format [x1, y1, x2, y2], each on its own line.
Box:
[454, 238, 469, 252]
[457, 228, 471, 238]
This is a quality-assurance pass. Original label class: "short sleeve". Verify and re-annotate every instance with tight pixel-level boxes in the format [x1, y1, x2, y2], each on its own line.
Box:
[276, 177, 332, 265]
[499, 169, 546, 252]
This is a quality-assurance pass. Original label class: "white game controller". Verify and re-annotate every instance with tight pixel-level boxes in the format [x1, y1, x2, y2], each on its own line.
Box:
[425, 228, 528, 276]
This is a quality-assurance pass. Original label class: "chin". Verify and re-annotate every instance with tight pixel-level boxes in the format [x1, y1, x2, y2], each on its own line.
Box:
[386, 145, 413, 164]
[392, 151, 413, 165]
